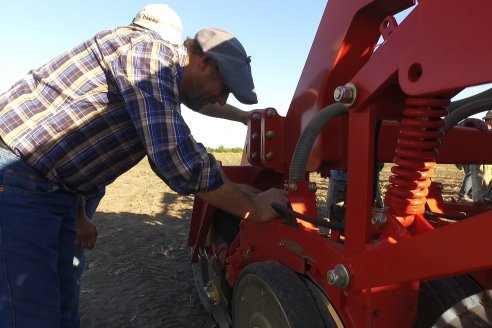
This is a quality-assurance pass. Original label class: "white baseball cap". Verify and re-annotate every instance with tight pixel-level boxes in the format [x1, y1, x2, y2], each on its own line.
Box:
[132, 4, 183, 44]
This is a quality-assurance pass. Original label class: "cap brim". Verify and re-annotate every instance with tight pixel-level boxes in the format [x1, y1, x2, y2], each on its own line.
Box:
[206, 52, 257, 105]
[195, 28, 257, 104]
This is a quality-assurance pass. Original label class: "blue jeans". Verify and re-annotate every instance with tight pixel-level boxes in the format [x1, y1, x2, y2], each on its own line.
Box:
[0, 146, 78, 327]
[327, 170, 348, 221]
[459, 164, 472, 198]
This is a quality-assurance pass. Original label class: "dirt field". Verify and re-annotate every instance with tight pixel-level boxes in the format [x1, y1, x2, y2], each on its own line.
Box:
[78, 153, 464, 328]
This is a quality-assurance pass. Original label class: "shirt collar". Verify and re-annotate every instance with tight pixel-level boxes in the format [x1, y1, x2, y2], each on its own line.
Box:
[175, 44, 187, 87]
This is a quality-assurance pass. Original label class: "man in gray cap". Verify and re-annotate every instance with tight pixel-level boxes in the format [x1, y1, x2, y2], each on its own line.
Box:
[0, 4, 287, 327]
[483, 110, 492, 125]
[469, 110, 492, 202]
[456, 111, 492, 203]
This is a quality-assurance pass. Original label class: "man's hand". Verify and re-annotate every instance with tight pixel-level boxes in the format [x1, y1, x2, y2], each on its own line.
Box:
[76, 212, 98, 249]
[196, 180, 289, 224]
[246, 188, 289, 223]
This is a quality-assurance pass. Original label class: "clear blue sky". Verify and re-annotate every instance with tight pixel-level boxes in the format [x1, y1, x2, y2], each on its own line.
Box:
[0, 1, 327, 147]
[0, 1, 488, 147]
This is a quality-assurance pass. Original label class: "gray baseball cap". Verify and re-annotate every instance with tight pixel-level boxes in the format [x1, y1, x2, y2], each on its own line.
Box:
[483, 110, 492, 120]
[195, 28, 258, 105]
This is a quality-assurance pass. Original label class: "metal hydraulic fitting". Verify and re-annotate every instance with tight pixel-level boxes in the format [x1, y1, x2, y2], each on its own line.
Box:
[285, 181, 298, 191]
[327, 264, 350, 289]
[371, 210, 388, 226]
[333, 83, 357, 106]
[204, 281, 220, 305]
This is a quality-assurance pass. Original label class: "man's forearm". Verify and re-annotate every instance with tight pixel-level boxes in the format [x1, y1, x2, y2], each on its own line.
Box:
[196, 180, 255, 219]
[199, 103, 250, 125]
[195, 180, 289, 223]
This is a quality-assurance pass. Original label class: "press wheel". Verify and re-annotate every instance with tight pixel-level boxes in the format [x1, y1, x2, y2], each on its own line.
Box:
[415, 275, 483, 327]
[232, 261, 327, 328]
[433, 289, 492, 327]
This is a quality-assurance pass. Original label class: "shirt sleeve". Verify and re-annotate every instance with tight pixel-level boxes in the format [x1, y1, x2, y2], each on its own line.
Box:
[108, 38, 224, 195]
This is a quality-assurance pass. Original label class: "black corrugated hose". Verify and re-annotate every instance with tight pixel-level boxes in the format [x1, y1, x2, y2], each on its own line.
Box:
[288, 103, 348, 182]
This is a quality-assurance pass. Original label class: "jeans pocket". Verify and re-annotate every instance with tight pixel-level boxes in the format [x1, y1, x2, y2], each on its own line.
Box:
[0, 154, 59, 195]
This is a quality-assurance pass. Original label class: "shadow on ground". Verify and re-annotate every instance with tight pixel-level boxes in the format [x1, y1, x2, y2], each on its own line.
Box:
[79, 211, 215, 328]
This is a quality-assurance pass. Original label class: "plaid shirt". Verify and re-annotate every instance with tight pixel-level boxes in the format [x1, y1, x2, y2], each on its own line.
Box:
[0, 26, 223, 196]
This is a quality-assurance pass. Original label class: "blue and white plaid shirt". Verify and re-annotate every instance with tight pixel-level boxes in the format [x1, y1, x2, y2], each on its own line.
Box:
[0, 26, 224, 196]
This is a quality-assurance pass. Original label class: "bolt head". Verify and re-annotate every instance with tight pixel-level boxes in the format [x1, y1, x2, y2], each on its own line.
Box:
[327, 264, 350, 289]
[333, 84, 357, 105]
[327, 270, 338, 285]
[371, 211, 387, 225]
[333, 86, 345, 102]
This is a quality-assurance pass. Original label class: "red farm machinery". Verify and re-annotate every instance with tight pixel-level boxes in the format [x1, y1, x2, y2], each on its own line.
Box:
[188, 0, 492, 327]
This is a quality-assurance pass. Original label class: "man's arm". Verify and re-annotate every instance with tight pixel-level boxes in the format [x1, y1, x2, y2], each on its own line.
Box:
[199, 103, 251, 125]
[75, 195, 98, 249]
[196, 179, 289, 223]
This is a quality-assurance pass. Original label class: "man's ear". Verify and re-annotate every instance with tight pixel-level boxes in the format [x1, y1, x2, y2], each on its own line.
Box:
[197, 55, 210, 72]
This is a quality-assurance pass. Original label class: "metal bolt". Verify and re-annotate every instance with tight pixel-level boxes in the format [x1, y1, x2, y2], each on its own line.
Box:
[308, 182, 317, 191]
[266, 151, 274, 160]
[251, 113, 261, 121]
[333, 83, 357, 106]
[266, 108, 276, 117]
[251, 152, 259, 160]
[327, 264, 350, 289]
[285, 181, 298, 191]
[266, 131, 276, 139]
[251, 132, 260, 140]
[327, 270, 338, 285]
[371, 211, 388, 226]
[243, 248, 253, 259]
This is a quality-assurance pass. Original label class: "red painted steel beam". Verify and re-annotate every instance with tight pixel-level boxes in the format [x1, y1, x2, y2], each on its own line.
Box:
[377, 122, 492, 164]
[282, 0, 415, 172]
[342, 211, 492, 291]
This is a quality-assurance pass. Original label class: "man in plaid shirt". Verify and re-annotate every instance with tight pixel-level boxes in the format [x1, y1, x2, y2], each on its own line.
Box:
[0, 4, 288, 327]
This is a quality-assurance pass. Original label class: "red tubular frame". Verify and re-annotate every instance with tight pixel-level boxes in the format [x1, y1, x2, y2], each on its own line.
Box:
[189, 1, 492, 326]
